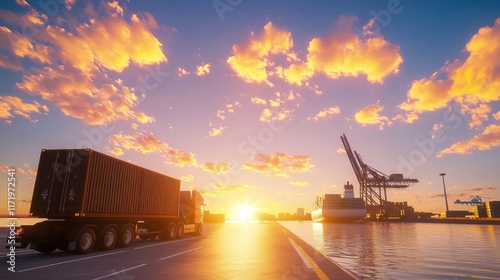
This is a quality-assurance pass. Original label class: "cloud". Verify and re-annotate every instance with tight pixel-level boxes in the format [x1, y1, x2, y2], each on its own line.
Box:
[354, 100, 391, 129]
[0, 54, 23, 71]
[227, 22, 293, 86]
[4, 1, 166, 126]
[195, 63, 211, 76]
[75, 5, 167, 72]
[18, 67, 155, 125]
[209, 126, 227, 137]
[282, 15, 402, 85]
[0, 26, 51, 64]
[0, 165, 10, 172]
[494, 111, 500, 121]
[307, 106, 340, 121]
[259, 108, 293, 123]
[0, 95, 49, 122]
[275, 63, 314, 86]
[290, 181, 309, 187]
[251, 97, 267, 105]
[399, 19, 500, 127]
[180, 174, 194, 182]
[227, 17, 402, 87]
[437, 124, 500, 157]
[201, 184, 256, 198]
[177, 67, 189, 77]
[243, 152, 314, 177]
[201, 161, 230, 173]
[106, 147, 124, 156]
[109, 131, 197, 167]
[337, 148, 346, 153]
[214, 100, 240, 121]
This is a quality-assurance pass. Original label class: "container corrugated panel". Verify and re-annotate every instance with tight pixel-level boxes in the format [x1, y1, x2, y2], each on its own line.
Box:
[30, 149, 180, 218]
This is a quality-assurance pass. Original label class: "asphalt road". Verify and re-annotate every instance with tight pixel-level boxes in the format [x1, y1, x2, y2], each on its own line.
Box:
[1, 222, 356, 280]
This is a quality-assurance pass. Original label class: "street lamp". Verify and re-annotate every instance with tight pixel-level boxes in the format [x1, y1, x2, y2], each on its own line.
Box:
[439, 173, 449, 212]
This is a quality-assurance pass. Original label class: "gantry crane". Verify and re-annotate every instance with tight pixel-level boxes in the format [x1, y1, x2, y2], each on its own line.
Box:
[340, 134, 419, 218]
[454, 195, 491, 206]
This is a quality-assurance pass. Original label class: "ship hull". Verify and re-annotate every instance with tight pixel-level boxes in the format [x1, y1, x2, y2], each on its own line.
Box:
[312, 208, 366, 222]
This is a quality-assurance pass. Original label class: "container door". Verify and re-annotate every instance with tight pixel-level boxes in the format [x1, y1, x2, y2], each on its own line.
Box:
[30, 149, 89, 217]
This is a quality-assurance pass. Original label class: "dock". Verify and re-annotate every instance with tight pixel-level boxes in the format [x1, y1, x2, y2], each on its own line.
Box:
[1, 223, 356, 279]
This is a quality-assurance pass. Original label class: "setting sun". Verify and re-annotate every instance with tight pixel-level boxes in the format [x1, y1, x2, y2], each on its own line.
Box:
[236, 204, 256, 221]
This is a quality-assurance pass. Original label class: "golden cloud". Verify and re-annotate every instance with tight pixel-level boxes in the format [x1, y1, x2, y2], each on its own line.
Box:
[17, 65, 154, 125]
[399, 19, 500, 127]
[305, 16, 402, 83]
[228, 18, 402, 87]
[209, 126, 227, 137]
[201, 184, 256, 198]
[494, 111, 500, 121]
[307, 106, 340, 121]
[4, 1, 166, 125]
[227, 22, 293, 85]
[0, 95, 49, 122]
[201, 161, 230, 173]
[437, 124, 500, 157]
[275, 63, 313, 86]
[180, 174, 194, 182]
[259, 108, 293, 123]
[195, 63, 211, 76]
[177, 67, 189, 77]
[243, 152, 314, 177]
[251, 97, 267, 105]
[109, 131, 198, 167]
[0, 26, 51, 64]
[354, 101, 391, 129]
[290, 181, 309, 187]
[76, 12, 166, 72]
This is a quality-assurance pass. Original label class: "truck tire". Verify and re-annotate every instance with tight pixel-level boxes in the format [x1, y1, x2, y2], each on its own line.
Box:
[176, 223, 184, 239]
[161, 222, 177, 240]
[117, 225, 134, 247]
[36, 243, 57, 253]
[101, 226, 117, 250]
[76, 227, 96, 254]
[194, 223, 203, 236]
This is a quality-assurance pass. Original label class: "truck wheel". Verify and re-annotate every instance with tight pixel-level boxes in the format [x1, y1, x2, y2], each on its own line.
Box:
[194, 224, 203, 236]
[101, 227, 117, 250]
[76, 228, 96, 254]
[161, 222, 177, 240]
[176, 223, 184, 239]
[36, 243, 57, 253]
[117, 225, 134, 247]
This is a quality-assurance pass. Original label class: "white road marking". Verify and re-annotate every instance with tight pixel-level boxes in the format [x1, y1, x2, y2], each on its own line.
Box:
[1, 250, 37, 258]
[288, 238, 312, 269]
[134, 236, 203, 250]
[17, 250, 125, 273]
[158, 247, 202, 260]
[91, 263, 147, 280]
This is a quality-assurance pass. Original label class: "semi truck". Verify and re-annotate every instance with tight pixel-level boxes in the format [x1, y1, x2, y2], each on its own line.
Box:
[10, 148, 204, 254]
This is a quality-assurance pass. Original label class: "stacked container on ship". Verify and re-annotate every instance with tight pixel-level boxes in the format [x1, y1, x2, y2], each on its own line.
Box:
[312, 182, 366, 222]
[10, 149, 204, 254]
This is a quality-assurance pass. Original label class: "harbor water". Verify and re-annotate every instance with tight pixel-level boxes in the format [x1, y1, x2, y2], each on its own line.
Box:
[279, 221, 500, 279]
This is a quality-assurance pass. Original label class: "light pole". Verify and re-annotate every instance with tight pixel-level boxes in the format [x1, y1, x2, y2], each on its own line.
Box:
[439, 173, 449, 212]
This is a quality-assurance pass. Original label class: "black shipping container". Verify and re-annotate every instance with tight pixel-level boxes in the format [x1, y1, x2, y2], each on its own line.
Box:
[30, 149, 180, 219]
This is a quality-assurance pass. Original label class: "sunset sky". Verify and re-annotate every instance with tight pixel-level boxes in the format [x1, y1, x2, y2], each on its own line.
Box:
[1, 0, 499, 219]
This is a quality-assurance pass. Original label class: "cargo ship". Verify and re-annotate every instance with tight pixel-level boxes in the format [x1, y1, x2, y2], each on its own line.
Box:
[312, 182, 366, 222]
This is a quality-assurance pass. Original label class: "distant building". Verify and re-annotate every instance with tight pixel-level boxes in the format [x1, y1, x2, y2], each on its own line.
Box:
[297, 208, 305, 218]
[204, 211, 225, 223]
